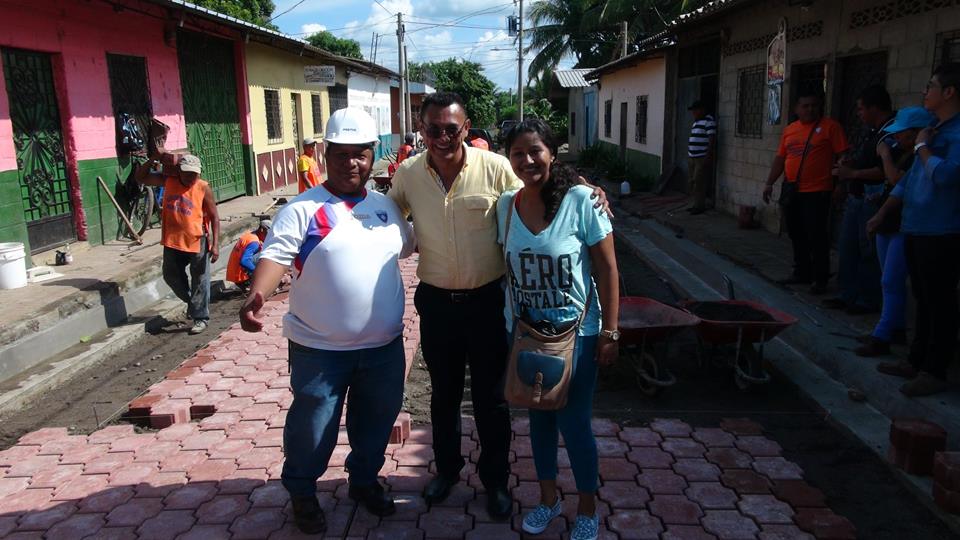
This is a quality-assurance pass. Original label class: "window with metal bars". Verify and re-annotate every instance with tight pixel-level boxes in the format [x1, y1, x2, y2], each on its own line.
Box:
[736, 66, 765, 138]
[265, 89, 282, 143]
[329, 84, 348, 113]
[604, 99, 612, 138]
[311, 94, 323, 135]
[635, 96, 648, 144]
[935, 30, 960, 66]
[570, 111, 576, 136]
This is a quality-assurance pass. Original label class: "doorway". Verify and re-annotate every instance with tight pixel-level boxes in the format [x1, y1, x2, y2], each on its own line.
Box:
[2, 47, 75, 253]
[291, 93, 303, 154]
[619, 102, 628, 161]
[833, 52, 888, 149]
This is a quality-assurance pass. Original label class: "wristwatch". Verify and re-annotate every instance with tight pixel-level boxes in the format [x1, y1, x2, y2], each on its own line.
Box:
[914, 142, 928, 154]
[600, 328, 621, 341]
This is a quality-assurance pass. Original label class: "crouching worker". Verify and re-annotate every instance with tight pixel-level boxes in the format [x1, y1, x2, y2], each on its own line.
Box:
[238, 108, 416, 534]
[225, 219, 270, 292]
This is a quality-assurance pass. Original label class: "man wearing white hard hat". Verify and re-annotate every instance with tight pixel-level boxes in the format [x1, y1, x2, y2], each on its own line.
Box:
[239, 107, 415, 533]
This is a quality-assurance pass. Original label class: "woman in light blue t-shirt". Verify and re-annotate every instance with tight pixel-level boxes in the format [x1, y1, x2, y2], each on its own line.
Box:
[497, 119, 619, 540]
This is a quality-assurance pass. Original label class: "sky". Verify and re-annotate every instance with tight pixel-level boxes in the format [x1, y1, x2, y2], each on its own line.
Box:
[269, 0, 570, 90]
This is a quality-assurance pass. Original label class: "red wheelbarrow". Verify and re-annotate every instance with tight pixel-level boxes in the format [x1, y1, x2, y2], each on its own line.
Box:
[618, 296, 701, 396]
[680, 299, 797, 390]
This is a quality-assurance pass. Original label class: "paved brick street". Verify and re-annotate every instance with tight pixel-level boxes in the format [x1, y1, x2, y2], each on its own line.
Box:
[0, 256, 858, 539]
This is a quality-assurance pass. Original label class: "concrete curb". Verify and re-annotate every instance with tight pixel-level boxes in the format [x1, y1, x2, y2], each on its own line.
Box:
[0, 217, 260, 387]
[613, 212, 960, 534]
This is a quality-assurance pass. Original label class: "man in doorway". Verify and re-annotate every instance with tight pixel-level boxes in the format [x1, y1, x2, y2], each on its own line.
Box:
[823, 85, 894, 315]
[239, 108, 416, 533]
[397, 132, 416, 164]
[136, 153, 220, 335]
[388, 92, 608, 520]
[298, 137, 323, 193]
[763, 90, 849, 294]
[225, 218, 270, 292]
[687, 100, 717, 214]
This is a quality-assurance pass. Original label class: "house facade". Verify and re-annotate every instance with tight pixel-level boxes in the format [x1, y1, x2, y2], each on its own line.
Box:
[587, 53, 669, 187]
[390, 80, 435, 150]
[650, 0, 960, 230]
[550, 69, 598, 159]
[0, 0, 192, 256]
[347, 63, 398, 161]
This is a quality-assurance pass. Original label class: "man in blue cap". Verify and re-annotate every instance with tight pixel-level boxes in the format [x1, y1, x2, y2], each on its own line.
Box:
[868, 63, 960, 396]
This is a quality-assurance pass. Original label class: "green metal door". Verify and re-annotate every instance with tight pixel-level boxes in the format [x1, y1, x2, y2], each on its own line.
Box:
[2, 48, 75, 253]
[177, 30, 245, 201]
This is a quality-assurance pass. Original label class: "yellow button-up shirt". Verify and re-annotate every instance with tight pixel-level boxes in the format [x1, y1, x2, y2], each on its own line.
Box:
[389, 145, 523, 290]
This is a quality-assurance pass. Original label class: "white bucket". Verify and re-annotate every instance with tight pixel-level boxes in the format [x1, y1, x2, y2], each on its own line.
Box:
[0, 242, 28, 290]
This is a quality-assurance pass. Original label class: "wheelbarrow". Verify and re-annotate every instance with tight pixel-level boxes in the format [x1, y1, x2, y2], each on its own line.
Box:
[681, 299, 797, 390]
[618, 296, 701, 396]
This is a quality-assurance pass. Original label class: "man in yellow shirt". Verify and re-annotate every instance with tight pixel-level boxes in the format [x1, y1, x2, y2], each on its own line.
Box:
[297, 137, 323, 193]
[389, 92, 517, 519]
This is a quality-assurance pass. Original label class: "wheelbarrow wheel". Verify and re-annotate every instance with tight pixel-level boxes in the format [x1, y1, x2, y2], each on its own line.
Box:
[631, 351, 664, 397]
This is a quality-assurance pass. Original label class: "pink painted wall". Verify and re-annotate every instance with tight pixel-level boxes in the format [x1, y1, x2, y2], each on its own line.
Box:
[0, 0, 188, 172]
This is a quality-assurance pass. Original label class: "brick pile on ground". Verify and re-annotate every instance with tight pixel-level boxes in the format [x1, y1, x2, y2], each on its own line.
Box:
[0, 256, 858, 539]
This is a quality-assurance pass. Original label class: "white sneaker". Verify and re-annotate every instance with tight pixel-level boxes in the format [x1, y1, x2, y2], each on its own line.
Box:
[570, 513, 600, 540]
[189, 320, 208, 335]
[521, 499, 562, 534]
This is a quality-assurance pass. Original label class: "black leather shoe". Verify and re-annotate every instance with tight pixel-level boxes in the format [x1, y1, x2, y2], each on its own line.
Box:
[348, 482, 396, 517]
[486, 486, 513, 521]
[291, 495, 326, 534]
[423, 475, 457, 504]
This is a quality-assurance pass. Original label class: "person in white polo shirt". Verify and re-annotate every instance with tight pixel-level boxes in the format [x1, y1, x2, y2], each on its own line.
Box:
[238, 108, 415, 534]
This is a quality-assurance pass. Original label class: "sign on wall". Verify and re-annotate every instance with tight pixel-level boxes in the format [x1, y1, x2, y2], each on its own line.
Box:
[304, 65, 336, 86]
[766, 18, 786, 124]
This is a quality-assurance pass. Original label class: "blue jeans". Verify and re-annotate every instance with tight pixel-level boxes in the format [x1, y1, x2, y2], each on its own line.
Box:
[528, 335, 599, 493]
[872, 232, 908, 342]
[837, 195, 881, 309]
[281, 337, 405, 497]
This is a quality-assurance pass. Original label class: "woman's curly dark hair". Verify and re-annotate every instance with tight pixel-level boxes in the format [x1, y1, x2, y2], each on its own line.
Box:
[504, 119, 579, 222]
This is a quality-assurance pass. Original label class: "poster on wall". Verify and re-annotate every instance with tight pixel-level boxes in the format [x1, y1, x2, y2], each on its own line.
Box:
[766, 18, 786, 124]
[304, 65, 336, 86]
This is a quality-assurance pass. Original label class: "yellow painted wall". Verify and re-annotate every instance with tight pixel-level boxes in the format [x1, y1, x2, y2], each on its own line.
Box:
[245, 43, 346, 154]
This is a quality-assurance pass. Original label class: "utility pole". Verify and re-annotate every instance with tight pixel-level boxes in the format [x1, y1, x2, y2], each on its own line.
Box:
[397, 13, 407, 141]
[370, 32, 377, 62]
[621, 22, 628, 58]
[517, 0, 524, 120]
[404, 44, 413, 134]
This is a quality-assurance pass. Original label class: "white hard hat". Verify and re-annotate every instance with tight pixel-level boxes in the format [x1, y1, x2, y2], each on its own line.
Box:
[324, 108, 379, 145]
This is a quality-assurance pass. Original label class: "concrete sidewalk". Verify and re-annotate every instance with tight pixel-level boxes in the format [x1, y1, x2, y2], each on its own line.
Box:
[0, 257, 859, 540]
[0, 184, 296, 394]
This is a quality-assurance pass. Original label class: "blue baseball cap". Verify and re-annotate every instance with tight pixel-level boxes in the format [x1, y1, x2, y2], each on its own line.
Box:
[884, 107, 936, 134]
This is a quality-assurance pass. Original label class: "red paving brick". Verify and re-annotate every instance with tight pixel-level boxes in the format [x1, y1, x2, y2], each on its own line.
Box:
[0, 270, 862, 539]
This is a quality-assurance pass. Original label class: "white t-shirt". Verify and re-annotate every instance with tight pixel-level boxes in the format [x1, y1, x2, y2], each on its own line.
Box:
[259, 184, 416, 351]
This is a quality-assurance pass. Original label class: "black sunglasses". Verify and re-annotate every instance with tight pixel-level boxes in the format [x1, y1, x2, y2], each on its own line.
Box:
[424, 123, 466, 138]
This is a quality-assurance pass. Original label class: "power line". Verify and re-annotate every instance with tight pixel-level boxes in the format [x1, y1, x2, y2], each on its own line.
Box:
[268, 0, 309, 22]
[373, 0, 395, 17]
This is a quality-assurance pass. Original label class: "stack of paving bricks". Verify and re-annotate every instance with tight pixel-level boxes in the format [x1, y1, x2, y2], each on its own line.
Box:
[934, 452, 960, 514]
[125, 255, 421, 440]
[888, 418, 947, 475]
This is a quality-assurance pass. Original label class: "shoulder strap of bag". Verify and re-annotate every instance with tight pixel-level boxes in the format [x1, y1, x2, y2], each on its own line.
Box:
[792, 118, 822, 183]
[502, 190, 594, 327]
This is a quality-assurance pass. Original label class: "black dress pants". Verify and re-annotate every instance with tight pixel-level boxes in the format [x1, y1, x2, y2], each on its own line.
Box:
[414, 279, 511, 490]
[784, 190, 832, 284]
[904, 234, 960, 379]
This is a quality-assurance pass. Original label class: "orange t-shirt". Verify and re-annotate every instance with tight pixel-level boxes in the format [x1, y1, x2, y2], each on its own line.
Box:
[226, 231, 260, 284]
[297, 154, 322, 193]
[397, 144, 414, 163]
[161, 176, 208, 253]
[469, 137, 489, 151]
[776, 117, 848, 193]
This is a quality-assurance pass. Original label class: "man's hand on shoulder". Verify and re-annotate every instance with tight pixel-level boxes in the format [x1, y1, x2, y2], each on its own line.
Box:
[580, 177, 613, 218]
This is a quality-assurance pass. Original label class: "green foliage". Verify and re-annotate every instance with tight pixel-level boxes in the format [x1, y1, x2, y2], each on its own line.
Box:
[578, 142, 655, 189]
[306, 31, 364, 59]
[524, 98, 568, 141]
[409, 60, 497, 128]
[193, 0, 277, 29]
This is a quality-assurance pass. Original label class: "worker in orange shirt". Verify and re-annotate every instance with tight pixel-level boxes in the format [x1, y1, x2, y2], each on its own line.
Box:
[397, 132, 416, 163]
[136, 154, 220, 334]
[298, 137, 323, 193]
[226, 219, 271, 292]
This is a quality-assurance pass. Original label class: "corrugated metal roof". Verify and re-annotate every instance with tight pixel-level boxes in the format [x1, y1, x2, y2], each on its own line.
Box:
[638, 0, 756, 49]
[553, 69, 593, 88]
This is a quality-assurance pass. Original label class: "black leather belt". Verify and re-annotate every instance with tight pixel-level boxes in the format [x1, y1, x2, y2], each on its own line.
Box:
[419, 279, 502, 304]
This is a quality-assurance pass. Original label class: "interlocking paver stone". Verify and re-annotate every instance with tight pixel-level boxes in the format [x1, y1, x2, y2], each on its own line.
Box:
[104, 497, 163, 527]
[753, 457, 804, 481]
[720, 418, 764, 435]
[26, 464, 83, 488]
[465, 522, 520, 539]
[721, 469, 772, 494]
[793, 508, 856, 539]
[16, 501, 77, 531]
[163, 482, 219, 509]
[619, 427, 663, 447]
[595, 436, 629, 457]
[84, 525, 137, 539]
[705, 448, 753, 469]
[54, 475, 109, 501]
[627, 447, 675, 468]
[229, 506, 286, 539]
[598, 457, 639, 481]
[674, 459, 722, 481]
[419, 507, 474, 538]
[736, 436, 782, 457]
[197, 494, 252, 524]
[738, 494, 795, 524]
[136, 509, 196, 540]
[692, 428, 736, 448]
[598, 480, 651, 508]
[607, 509, 664, 539]
[685, 482, 738, 509]
[0, 487, 53, 514]
[44, 512, 106, 539]
[638, 469, 688, 494]
[651, 419, 693, 437]
[663, 438, 707, 458]
[770, 480, 825, 508]
[176, 523, 233, 540]
[758, 524, 815, 539]
[78, 486, 135, 513]
[649, 494, 704, 525]
[701, 509, 760, 539]
[663, 525, 719, 539]
[188, 458, 239, 482]
[134, 471, 187, 498]
[366, 520, 426, 539]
